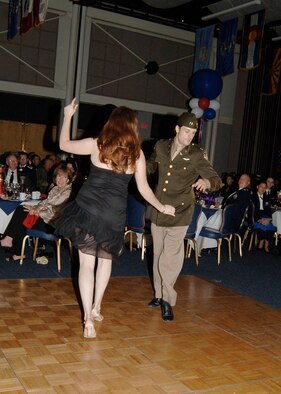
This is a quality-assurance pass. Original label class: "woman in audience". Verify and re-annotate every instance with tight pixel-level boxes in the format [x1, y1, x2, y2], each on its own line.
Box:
[0, 162, 73, 261]
[220, 173, 235, 199]
[252, 181, 276, 253]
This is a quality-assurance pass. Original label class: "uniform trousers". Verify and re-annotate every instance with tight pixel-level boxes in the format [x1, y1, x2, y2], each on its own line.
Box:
[151, 223, 188, 306]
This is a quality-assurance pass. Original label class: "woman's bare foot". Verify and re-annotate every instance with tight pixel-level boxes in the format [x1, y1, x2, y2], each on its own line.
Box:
[91, 308, 104, 322]
[1, 236, 13, 248]
[83, 318, 96, 338]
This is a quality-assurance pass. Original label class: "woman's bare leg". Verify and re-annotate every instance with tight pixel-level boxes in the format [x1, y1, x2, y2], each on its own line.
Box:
[91, 257, 112, 321]
[78, 250, 96, 338]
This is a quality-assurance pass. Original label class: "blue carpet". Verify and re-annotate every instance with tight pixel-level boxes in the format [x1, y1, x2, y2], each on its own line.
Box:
[0, 242, 281, 310]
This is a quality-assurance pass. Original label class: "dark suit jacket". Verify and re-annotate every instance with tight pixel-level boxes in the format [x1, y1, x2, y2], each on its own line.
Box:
[252, 192, 272, 221]
[5, 167, 33, 190]
[147, 140, 221, 227]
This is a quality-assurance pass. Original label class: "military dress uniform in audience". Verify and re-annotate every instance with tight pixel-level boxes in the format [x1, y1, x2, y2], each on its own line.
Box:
[252, 181, 276, 253]
[265, 177, 277, 207]
[195, 174, 253, 252]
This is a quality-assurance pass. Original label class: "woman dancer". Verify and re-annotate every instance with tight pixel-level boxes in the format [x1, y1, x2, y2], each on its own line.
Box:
[56, 99, 175, 338]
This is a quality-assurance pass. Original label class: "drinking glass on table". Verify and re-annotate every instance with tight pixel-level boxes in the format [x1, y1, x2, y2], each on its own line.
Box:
[11, 183, 20, 199]
[4, 181, 13, 198]
[25, 186, 31, 200]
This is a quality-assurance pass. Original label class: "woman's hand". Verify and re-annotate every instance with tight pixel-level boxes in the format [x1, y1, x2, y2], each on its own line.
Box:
[161, 204, 176, 216]
[23, 205, 39, 216]
[64, 98, 79, 118]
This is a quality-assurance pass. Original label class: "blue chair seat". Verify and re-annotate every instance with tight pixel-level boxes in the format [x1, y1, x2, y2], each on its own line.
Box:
[200, 227, 230, 238]
[199, 204, 246, 264]
[19, 228, 72, 271]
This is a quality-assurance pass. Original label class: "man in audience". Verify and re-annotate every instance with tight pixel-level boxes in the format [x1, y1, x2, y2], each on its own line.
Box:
[5, 153, 19, 184]
[18, 151, 36, 190]
[195, 173, 253, 252]
[37, 157, 54, 194]
[265, 177, 277, 207]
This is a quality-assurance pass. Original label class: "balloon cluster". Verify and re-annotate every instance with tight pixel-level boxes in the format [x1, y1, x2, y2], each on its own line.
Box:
[189, 69, 223, 121]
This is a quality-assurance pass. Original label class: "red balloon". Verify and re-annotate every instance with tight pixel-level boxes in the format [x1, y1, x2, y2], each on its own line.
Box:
[198, 97, 210, 110]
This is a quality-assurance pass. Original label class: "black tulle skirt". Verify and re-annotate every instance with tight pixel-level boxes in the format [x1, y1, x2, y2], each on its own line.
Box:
[55, 200, 124, 259]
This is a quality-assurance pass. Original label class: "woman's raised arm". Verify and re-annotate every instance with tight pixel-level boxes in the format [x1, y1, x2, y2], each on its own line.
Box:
[60, 98, 94, 155]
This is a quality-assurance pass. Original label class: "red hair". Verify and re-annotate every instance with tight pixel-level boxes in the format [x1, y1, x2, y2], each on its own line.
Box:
[97, 106, 141, 173]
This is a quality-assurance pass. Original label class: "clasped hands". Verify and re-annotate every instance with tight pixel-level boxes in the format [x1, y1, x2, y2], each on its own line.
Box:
[23, 205, 39, 216]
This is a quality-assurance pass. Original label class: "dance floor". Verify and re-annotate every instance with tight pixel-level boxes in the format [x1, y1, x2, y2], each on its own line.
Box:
[1, 275, 281, 393]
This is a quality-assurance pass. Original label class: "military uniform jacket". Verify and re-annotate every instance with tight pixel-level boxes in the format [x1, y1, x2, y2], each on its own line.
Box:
[147, 139, 221, 227]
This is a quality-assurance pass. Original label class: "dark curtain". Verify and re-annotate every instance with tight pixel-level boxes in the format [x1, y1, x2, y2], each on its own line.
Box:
[237, 48, 281, 179]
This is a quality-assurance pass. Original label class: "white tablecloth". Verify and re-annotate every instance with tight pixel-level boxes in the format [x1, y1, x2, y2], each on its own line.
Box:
[272, 210, 281, 235]
[0, 200, 39, 234]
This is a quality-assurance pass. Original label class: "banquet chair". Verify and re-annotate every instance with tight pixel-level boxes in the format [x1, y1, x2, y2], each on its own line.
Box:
[184, 203, 202, 266]
[19, 229, 73, 272]
[124, 194, 151, 261]
[199, 204, 242, 265]
[241, 202, 255, 250]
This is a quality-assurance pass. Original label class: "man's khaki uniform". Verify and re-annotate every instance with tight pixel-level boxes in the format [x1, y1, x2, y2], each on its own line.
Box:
[147, 139, 221, 306]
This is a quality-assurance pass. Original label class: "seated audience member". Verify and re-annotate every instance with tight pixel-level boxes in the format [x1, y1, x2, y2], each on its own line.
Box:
[18, 151, 37, 190]
[265, 177, 277, 207]
[37, 157, 54, 194]
[29, 154, 41, 169]
[65, 157, 85, 197]
[0, 163, 73, 261]
[5, 153, 19, 184]
[252, 181, 276, 253]
[195, 173, 252, 252]
[48, 158, 84, 197]
[220, 173, 236, 199]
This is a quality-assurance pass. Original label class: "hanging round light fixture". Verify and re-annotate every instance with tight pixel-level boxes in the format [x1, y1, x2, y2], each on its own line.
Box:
[141, 0, 190, 9]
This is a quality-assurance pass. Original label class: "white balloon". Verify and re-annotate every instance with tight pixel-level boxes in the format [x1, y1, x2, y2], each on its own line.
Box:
[191, 107, 204, 119]
[209, 100, 220, 111]
[189, 98, 199, 109]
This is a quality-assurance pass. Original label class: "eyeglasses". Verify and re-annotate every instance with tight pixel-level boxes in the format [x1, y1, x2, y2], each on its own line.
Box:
[8, 159, 18, 163]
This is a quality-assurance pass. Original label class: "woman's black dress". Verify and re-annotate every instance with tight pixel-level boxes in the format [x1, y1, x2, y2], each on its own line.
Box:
[55, 163, 132, 259]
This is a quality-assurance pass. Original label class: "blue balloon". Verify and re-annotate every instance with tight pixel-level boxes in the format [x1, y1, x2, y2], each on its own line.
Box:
[190, 69, 223, 100]
[204, 108, 216, 120]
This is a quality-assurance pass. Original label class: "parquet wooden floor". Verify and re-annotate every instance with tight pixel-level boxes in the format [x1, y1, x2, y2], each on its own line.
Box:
[1, 275, 281, 393]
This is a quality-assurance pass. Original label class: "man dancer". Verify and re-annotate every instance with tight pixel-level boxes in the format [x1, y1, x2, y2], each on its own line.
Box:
[147, 112, 221, 321]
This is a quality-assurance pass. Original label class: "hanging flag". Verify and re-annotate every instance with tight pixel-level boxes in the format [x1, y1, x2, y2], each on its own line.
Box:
[216, 17, 238, 76]
[239, 9, 265, 70]
[7, 0, 19, 40]
[20, 0, 34, 35]
[34, 0, 48, 28]
[193, 25, 215, 73]
[262, 46, 281, 95]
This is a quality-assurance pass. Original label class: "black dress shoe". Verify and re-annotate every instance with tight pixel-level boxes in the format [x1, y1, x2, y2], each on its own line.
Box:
[161, 300, 174, 322]
[148, 298, 162, 308]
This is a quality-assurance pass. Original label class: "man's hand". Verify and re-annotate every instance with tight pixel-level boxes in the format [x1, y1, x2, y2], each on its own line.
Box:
[192, 178, 211, 192]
